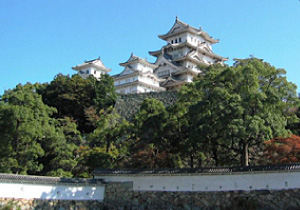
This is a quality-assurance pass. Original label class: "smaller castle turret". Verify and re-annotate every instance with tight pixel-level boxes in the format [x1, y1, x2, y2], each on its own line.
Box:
[72, 57, 111, 80]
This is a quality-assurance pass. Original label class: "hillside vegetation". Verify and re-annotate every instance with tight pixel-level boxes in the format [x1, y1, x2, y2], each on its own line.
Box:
[0, 58, 299, 177]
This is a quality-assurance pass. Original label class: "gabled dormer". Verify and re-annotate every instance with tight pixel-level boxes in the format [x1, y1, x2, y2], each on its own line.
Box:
[119, 53, 157, 73]
[119, 66, 138, 76]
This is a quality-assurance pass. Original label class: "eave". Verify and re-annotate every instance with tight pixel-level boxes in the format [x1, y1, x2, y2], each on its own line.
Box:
[196, 48, 228, 61]
[72, 63, 111, 72]
[115, 81, 166, 91]
[161, 80, 187, 88]
[114, 71, 162, 82]
[113, 72, 139, 80]
[173, 68, 200, 77]
[149, 49, 162, 57]
[159, 28, 219, 44]
[120, 60, 157, 69]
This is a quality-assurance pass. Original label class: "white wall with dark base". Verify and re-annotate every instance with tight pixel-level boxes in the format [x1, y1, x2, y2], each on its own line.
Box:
[97, 171, 300, 192]
[0, 182, 104, 200]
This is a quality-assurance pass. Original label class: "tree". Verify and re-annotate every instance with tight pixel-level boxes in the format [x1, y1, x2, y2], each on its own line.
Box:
[178, 65, 240, 167]
[0, 84, 81, 177]
[89, 108, 130, 153]
[229, 58, 299, 166]
[131, 98, 175, 168]
[73, 108, 131, 177]
[93, 74, 117, 111]
[37, 74, 95, 133]
[286, 104, 300, 136]
[181, 59, 299, 167]
[74, 146, 116, 177]
[38, 117, 80, 177]
[263, 135, 300, 164]
[0, 84, 54, 174]
[37, 74, 117, 134]
[163, 103, 192, 168]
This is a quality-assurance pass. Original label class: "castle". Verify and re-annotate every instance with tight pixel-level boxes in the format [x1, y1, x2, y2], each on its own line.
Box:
[72, 17, 227, 94]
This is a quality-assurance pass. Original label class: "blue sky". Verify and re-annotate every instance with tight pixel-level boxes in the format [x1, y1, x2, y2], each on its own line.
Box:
[1, 0, 300, 94]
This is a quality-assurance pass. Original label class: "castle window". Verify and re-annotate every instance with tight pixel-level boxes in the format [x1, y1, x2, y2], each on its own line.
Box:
[171, 40, 173, 44]
[179, 37, 182, 42]
[94, 70, 96, 74]
[86, 70, 89, 74]
[175, 39, 178, 43]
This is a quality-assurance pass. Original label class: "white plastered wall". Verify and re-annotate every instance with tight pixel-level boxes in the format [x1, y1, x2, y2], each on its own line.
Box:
[96, 171, 300, 192]
[0, 182, 104, 201]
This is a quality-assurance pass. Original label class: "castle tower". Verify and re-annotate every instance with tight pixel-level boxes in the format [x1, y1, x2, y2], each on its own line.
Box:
[72, 57, 111, 80]
[149, 17, 228, 90]
[113, 54, 165, 94]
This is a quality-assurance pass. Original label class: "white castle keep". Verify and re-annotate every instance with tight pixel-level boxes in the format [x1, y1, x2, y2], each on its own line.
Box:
[72, 17, 227, 94]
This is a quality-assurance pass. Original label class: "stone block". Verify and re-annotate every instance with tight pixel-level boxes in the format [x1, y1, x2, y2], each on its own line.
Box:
[183, 203, 191, 210]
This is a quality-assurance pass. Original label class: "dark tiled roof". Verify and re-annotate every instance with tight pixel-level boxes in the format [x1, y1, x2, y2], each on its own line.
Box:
[0, 173, 104, 185]
[85, 57, 101, 63]
[94, 163, 300, 175]
[160, 76, 184, 87]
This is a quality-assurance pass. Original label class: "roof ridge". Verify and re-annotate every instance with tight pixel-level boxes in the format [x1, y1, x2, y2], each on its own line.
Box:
[84, 56, 101, 63]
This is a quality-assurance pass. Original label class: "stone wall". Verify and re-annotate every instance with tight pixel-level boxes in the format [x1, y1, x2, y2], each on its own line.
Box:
[0, 198, 101, 210]
[99, 182, 300, 210]
[115, 91, 178, 120]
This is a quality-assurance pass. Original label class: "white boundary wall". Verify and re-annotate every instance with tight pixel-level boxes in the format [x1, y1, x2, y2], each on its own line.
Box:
[97, 171, 300, 192]
[0, 182, 104, 201]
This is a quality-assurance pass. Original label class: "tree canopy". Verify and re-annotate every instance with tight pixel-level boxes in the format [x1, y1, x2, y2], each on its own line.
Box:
[37, 74, 117, 133]
[0, 58, 299, 177]
[181, 59, 299, 166]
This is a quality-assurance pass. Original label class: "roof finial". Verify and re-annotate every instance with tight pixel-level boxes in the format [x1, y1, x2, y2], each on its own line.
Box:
[176, 16, 178, 21]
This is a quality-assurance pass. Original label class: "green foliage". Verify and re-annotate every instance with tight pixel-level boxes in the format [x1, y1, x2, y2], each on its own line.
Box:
[39, 124, 78, 177]
[74, 146, 116, 177]
[0, 84, 81, 177]
[37, 74, 94, 133]
[0, 200, 21, 210]
[73, 107, 131, 177]
[0, 84, 53, 174]
[164, 103, 192, 167]
[0, 58, 298, 176]
[286, 104, 300, 136]
[0, 74, 118, 177]
[37, 74, 117, 133]
[89, 107, 130, 151]
[93, 74, 117, 111]
[131, 98, 176, 168]
[182, 59, 299, 166]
